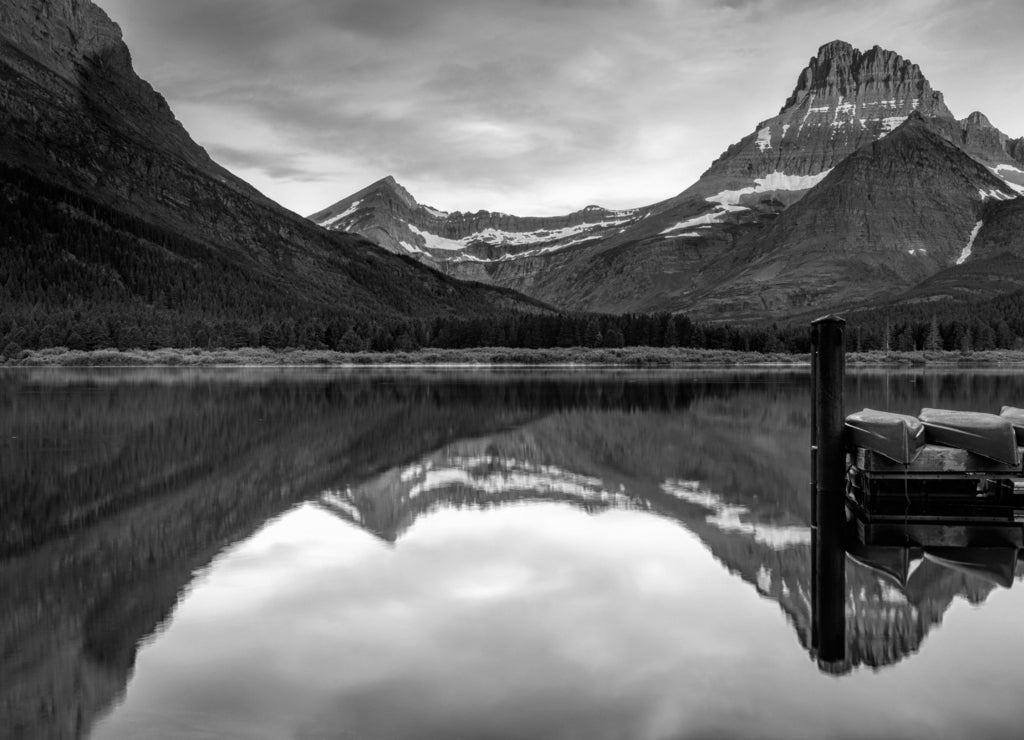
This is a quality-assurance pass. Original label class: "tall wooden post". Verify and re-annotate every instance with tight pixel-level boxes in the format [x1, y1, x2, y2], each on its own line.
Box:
[810, 315, 846, 664]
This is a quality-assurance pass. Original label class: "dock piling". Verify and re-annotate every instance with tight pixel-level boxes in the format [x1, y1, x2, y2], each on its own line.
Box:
[810, 315, 847, 663]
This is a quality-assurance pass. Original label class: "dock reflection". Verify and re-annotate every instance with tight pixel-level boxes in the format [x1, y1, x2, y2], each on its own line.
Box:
[4, 369, 1024, 736]
[813, 533, 1021, 675]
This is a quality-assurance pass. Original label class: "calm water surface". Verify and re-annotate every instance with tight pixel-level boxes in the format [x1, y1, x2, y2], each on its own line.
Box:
[3, 368, 1024, 739]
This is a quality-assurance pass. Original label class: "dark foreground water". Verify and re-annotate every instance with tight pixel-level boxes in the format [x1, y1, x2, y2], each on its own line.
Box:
[3, 368, 1024, 739]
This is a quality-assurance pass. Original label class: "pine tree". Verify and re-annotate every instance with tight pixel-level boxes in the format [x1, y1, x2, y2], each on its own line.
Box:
[556, 318, 575, 348]
[664, 318, 679, 347]
[925, 315, 941, 351]
[602, 327, 624, 348]
[339, 328, 364, 353]
[958, 326, 972, 353]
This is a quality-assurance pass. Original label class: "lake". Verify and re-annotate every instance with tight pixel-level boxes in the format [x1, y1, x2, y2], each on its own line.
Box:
[3, 367, 1024, 739]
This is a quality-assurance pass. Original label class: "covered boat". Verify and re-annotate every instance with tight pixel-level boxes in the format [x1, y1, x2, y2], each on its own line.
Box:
[845, 408, 925, 464]
[923, 547, 1019, 589]
[918, 408, 1020, 465]
[1000, 406, 1024, 444]
[846, 543, 923, 588]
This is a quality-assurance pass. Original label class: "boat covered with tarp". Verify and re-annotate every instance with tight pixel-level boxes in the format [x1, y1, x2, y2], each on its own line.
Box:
[845, 408, 925, 464]
[1000, 406, 1024, 445]
[918, 408, 1020, 465]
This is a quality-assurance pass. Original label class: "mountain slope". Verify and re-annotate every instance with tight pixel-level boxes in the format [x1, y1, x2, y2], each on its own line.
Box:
[693, 115, 1020, 318]
[310, 175, 643, 265]
[0, 0, 544, 350]
[314, 40, 1024, 320]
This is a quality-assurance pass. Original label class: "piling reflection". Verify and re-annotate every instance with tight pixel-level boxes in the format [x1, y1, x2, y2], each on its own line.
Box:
[3, 369, 1024, 737]
[813, 538, 1022, 675]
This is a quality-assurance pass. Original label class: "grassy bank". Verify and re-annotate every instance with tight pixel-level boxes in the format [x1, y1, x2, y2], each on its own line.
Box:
[4, 346, 802, 367]
[6, 346, 1024, 368]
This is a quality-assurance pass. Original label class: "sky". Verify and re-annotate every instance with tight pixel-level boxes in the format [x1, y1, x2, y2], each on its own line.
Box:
[100, 0, 1024, 217]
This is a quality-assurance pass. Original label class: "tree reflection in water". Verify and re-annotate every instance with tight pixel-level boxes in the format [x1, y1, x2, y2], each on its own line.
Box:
[2, 368, 1023, 737]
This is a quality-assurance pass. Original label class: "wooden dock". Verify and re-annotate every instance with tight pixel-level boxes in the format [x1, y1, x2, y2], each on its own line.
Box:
[845, 444, 1024, 547]
[809, 315, 1023, 666]
[810, 315, 1024, 549]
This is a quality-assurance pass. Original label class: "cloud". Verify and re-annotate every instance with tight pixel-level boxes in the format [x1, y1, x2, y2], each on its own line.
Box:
[100, 0, 1024, 216]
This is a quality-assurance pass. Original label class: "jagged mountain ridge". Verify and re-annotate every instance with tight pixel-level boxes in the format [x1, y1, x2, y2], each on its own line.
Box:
[310, 175, 644, 265]
[0, 0, 545, 335]
[315, 40, 1024, 319]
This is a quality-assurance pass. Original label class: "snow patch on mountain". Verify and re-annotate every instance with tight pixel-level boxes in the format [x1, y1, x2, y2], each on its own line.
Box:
[660, 479, 810, 549]
[879, 116, 908, 135]
[320, 489, 363, 523]
[407, 219, 632, 255]
[708, 170, 833, 207]
[318, 200, 362, 228]
[979, 188, 1015, 202]
[456, 233, 607, 262]
[404, 455, 630, 506]
[470, 220, 630, 247]
[663, 170, 831, 239]
[756, 126, 772, 152]
[408, 224, 467, 251]
[990, 165, 1024, 195]
[956, 221, 983, 265]
[661, 211, 728, 235]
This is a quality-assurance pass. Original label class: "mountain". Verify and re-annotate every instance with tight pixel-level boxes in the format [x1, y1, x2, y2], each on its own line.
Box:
[315, 41, 1024, 320]
[693, 114, 1021, 318]
[310, 175, 642, 266]
[0, 0, 544, 353]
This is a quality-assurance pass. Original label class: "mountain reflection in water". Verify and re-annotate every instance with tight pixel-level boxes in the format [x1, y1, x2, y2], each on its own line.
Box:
[3, 368, 1024, 739]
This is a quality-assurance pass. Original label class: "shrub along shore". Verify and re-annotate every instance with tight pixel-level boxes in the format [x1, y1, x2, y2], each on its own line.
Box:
[6, 346, 1024, 368]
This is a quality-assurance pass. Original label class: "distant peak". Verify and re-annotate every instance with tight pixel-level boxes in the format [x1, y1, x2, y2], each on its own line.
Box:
[961, 111, 994, 128]
[366, 175, 418, 207]
[816, 40, 855, 57]
[779, 41, 950, 119]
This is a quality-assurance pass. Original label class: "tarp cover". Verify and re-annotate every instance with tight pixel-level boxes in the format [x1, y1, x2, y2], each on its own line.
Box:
[919, 408, 1019, 465]
[999, 406, 1024, 445]
[845, 408, 925, 464]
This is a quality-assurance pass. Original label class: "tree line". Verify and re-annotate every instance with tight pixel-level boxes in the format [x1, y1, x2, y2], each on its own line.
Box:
[5, 160, 1024, 357]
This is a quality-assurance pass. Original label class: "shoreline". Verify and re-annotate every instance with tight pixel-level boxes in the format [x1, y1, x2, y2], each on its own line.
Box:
[6, 346, 1024, 368]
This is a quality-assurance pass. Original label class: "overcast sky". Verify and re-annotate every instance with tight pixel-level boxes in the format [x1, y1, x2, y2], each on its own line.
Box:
[100, 0, 1024, 217]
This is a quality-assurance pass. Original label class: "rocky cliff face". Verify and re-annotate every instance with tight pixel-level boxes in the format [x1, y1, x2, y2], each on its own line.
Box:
[692, 115, 1020, 318]
[0, 0, 542, 328]
[693, 41, 953, 194]
[312, 40, 1024, 319]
